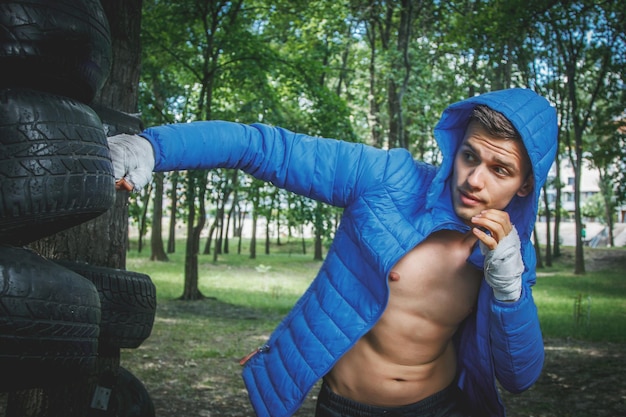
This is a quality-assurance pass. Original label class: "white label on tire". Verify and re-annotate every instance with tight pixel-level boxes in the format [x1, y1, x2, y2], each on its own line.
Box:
[90, 385, 112, 410]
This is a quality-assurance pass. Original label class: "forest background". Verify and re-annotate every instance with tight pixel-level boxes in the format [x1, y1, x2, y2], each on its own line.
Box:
[130, 0, 626, 299]
[32, 0, 626, 295]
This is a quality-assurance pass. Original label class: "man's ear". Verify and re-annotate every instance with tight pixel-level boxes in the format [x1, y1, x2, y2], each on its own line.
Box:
[517, 176, 534, 197]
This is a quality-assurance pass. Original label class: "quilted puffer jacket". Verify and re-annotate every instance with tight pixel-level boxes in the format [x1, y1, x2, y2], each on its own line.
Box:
[140, 88, 558, 417]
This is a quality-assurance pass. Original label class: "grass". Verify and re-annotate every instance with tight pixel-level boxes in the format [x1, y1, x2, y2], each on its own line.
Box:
[533, 268, 626, 343]
[128, 239, 319, 312]
[534, 272, 626, 343]
[128, 239, 626, 343]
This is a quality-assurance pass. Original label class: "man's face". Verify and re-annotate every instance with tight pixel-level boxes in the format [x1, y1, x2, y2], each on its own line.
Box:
[451, 121, 533, 224]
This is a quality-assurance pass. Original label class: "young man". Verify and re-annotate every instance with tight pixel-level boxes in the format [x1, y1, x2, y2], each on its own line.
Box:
[108, 88, 557, 417]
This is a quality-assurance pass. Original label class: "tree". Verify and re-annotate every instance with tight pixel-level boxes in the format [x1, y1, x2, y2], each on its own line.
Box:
[545, 1, 625, 273]
[588, 115, 626, 246]
[141, 0, 249, 299]
[352, 0, 437, 150]
[151, 172, 169, 261]
[136, 0, 624, 277]
[132, 182, 153, 253]
[181, 170, 208, 300]
[167, 171, 181, 253]
[541, 181, 553, 266]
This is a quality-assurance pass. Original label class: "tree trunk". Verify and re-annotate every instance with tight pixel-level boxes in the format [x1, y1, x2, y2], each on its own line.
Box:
[276, 207, 282, 246]
[367, 27, 383, 148]
[250, 211, 258, 259]
[386, 0, 413, 150]
[533, 226, 544, 269]
[606, 200, 615, 247]
[573, 125, 586, 274]
[167, 171, 179, 253]
[599, 170, 615, 247]
[204, 218, 216, 255]
[151, 172, 169, 261]
[542, 183, 552, 267]
[180, 172, 207, 300]
[264, 190, 277, 255]
[137, 182, 153, 253]
[215, 203, 225, 256]
[224, 193, 238, 254]
[237, 203, 246, 255]
[249, 185, 260, 259]
[313, 202, 324, 261]
[29, 193, 129, 267]
[553, 152, 562, 258]
[298, 224, 306, 255]
[314, 228, 323, 261]
[387, 79, 404, 149]
[265, 217, 271, 255]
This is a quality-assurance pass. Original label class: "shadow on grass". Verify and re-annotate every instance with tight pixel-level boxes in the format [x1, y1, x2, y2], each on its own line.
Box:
[155, 294, 292, 325]
[501, 338, 626, 417]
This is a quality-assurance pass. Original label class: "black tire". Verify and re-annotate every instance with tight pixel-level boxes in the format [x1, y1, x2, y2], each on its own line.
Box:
[54, 261, 157, 349]
[0, 245, 101, 391]
[0, 88, 115, 246]
[0, 0, 112, 103]
[97, 367, 155, 417]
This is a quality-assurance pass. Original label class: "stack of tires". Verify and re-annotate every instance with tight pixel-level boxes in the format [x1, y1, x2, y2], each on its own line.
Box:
[0, 1, 156, 415]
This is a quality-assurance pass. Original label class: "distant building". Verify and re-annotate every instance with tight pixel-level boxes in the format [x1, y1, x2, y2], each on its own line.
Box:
[560, 159, 600, 215]
[542, 159, 625, 223]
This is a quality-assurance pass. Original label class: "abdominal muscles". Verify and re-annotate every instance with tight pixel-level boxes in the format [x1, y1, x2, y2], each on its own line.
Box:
[324, 230, 482, 407]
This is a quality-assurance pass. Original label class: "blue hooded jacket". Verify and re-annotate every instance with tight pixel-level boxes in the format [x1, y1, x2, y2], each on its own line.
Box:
[141, 88, 558, 417]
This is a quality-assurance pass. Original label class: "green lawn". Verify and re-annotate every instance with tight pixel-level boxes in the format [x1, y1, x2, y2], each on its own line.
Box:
[533, 268, 626, 343]
[128, 240, 319, 313]
[127, 239, 626, 343]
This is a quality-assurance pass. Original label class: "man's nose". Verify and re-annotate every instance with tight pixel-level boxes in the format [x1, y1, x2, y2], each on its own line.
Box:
[467, 165, 486, 189]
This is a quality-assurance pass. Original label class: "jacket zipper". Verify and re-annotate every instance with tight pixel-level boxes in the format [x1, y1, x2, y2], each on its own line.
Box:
[239, 344, 270, 366]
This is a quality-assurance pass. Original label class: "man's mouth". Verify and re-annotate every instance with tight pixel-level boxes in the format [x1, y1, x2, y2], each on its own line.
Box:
[458, 189, 483, 206]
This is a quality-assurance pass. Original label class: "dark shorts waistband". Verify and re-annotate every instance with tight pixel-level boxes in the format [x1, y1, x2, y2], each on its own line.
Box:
[316, 380, 466, 417]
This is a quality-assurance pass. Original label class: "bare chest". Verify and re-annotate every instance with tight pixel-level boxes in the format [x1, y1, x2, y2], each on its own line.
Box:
[386, 230, 482, 326]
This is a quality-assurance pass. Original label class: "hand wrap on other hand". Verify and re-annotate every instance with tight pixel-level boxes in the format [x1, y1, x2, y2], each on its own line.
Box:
[480, 226, 524, 302]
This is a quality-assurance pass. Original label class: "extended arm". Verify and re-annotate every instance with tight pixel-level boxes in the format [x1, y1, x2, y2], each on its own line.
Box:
[108, 120, 392, 207]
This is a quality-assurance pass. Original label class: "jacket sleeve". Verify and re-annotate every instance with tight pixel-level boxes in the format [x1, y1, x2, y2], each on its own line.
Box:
[488, 239, 544, 393]
[140, 121, 392, 208]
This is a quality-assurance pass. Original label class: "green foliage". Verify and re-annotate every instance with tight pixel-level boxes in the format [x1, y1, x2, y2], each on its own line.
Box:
[135, 0, 625, 277]
[582, 192, 607, 222]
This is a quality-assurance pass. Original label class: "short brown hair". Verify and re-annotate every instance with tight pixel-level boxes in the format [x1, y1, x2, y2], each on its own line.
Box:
[469, 104, 533, 181]
[470, 105, 521, 141]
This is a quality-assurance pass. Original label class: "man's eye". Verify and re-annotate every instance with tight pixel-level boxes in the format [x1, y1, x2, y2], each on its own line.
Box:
[494, 166, 509, 176]
[464, 152, 476, 162]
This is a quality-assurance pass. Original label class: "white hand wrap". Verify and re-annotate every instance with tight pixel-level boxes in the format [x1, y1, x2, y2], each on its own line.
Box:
[107, 134, 155, 191]
[480, 226, 524, 302]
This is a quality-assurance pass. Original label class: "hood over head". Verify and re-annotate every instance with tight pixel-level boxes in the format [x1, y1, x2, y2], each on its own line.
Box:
[427, 88, 558, 242]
